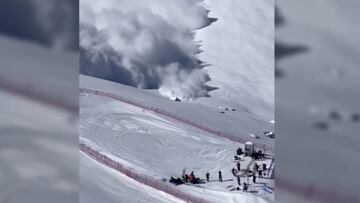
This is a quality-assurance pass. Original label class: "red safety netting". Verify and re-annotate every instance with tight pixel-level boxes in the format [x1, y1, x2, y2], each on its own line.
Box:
[79, 88, 274, 154]
[80, 144, 211, 203]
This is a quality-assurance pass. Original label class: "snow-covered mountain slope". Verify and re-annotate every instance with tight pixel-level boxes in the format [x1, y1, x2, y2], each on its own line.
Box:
[81, 75, 274, 148]
[79, 1, 274, 202]
[80, 75, 274, 203]
[276, 1, 360, 203]
[80, 152, 183, 203]
[80, 0, 274, 123]
[0, 91, 77, 203]
[195, 0, 274, 122]
[0, 35, 78, 112]
[0, 35, 78, 203]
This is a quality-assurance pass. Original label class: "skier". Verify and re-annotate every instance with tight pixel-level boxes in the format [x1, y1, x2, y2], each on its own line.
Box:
[237, 175, 241, 186]
[237, 162, 241, 171]
[252, 173, 256, 183]
[262, 163, 267, 171]
[206, 172, 210, 182]
[243, 183, 248, 192]
[219, 171, 223, 182]
[258, 169, 263, 178]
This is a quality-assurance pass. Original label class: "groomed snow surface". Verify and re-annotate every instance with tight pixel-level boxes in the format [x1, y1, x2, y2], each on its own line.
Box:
[79, 0, 274, 201]
[0, 35, 78, 203]
[276, 0, 360, 203]
[80, 75, 274, 203]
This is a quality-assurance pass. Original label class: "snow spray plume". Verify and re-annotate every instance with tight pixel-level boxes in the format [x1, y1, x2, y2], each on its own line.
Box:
[80, 0, 215, 100]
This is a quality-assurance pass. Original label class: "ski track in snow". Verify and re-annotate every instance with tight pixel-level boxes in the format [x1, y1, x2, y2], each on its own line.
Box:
[80, 87, 274, 203]
[80, 88, 274, 154]
[80, 85, 360, 203]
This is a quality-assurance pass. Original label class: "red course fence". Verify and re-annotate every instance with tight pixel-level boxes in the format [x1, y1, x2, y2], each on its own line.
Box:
[80, 143, 211, 203]
[79, 88, 274, 154]
[80, 88, 360, 203]
[0, 74, 77, 115]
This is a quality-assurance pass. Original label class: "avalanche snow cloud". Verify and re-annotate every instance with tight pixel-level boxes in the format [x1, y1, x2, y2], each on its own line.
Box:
[80, 0, 215, 100]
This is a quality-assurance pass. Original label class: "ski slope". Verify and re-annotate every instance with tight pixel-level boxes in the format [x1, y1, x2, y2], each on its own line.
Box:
[79, 0, 274, 202]
[81, 75, 274, 149]
[80, 152, 183, 203]
[80, 75, 274, 203]
[0, 35, 78, 203]
[276, 1, 360, 203]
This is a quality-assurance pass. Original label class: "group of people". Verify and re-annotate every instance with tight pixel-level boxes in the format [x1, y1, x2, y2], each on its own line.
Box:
[251, 162, 267, 183]
[231, 182, 249, 192]
[232, 149, 243, 187]
[204, 171, 222, 182]
[184, 171, 201, 184]
[251, 150, 265, 160]
[234, 147, 268, 191]
[170, 146, 268, 193]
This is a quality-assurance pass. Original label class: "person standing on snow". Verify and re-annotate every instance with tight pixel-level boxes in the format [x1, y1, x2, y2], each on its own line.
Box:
[254, 163, 259, 171]
[206, 172, 210, 182]
[252, 173, 256, 183]
[237, 147, 243, 155]
[243, 182, 248, 192]
[231, 168, 236, 176]
[219, 171, 223, 182]
[237, 175, 241, 186]
[237, 162, 241, 171]
[184, 174, 189, 183]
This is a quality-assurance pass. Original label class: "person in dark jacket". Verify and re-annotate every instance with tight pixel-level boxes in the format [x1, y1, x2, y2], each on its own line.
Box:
[231, 168, 236, 176]
[170, 177, 184, 185]
[206, 172, 210, 182]
[189, 171, 196, 183]
[219, 171, 223, 182]
[254, 163, 259, 172]
[258, 150, 264, 159]
[258, 169, 263, 178]
[237, 147, 243, 155]
[252, 174, 256, 183]
[184, 174, 189, 183]
[243, 183, 248, 192]
[237, 175, 241, 186]
[237, 162, 241, 171]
